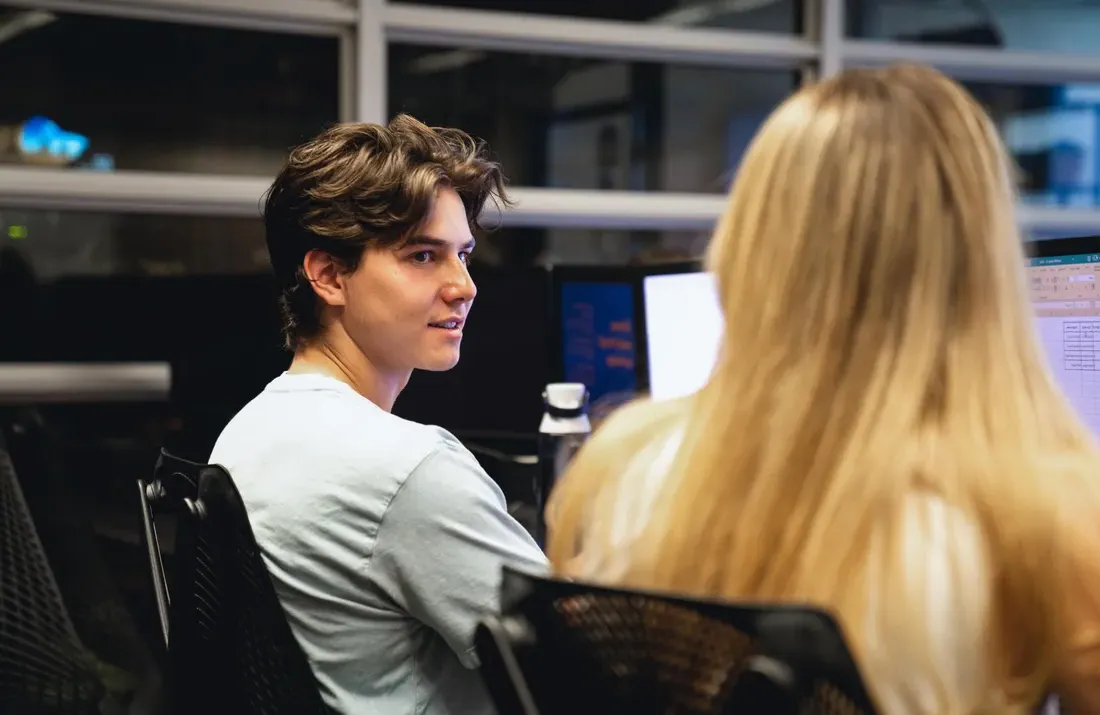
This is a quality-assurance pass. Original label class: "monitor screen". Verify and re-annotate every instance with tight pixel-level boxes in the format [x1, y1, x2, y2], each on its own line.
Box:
[1029, 248, 1100, 437]
[633, 250, 1100, 432]
[642, 271, 723, 401]
[559, 280, 638, 404]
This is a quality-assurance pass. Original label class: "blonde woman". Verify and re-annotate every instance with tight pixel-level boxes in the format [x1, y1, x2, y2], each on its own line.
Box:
[545, 64, 1100, 715]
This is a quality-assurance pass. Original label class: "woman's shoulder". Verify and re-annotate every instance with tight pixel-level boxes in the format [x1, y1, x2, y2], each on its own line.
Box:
[588, 395, 689, 448]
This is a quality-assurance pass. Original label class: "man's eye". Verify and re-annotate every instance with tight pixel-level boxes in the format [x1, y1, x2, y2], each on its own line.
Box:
[411, 251, 432, 264]
[459, 251, 472, 264]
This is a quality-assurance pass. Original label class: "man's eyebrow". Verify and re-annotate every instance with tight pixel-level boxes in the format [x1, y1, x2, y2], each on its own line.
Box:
[402, 235, 476, 251]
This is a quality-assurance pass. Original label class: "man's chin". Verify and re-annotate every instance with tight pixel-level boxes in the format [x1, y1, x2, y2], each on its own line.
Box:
[417, 351, 461, 372]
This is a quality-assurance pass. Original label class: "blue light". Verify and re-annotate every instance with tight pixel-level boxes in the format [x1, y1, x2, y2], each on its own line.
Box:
[90, 153, 114, 171]
[18, 116, 89, 163]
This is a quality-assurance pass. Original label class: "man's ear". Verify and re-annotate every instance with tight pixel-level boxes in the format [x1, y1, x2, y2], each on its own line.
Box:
[301, 249, 347, 308]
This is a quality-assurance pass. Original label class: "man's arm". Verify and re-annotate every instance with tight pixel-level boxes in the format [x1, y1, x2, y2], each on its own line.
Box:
[368, 435, 549, 667]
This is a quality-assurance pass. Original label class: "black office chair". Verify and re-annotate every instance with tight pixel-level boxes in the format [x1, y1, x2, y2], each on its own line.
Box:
[0, 431, 105, 715]
[137, 450, 333, 715]
[475, 567, 878, 715]
[1, 408, 164, 715]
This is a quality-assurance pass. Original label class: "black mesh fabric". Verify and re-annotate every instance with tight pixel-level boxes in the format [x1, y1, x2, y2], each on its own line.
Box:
[3, 410, 163, 715]
[0, 435, 104, 715]
[484, 568, 878, 715]
[148, 451, 332, 715]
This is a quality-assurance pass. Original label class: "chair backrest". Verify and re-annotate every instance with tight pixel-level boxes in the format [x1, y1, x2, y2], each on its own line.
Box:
[142, 450, 332, 715]
[4, 409, 165, 715]
[476, 567, 878, 715]
[0, 430, 105, 715]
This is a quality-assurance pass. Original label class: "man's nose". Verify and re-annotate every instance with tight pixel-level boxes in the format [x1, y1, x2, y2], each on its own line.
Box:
[443, 264, 477, 304]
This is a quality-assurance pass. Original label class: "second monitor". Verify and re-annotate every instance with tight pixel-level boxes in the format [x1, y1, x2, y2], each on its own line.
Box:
[552, 262, 723, 406]
[641, 270, 723, 402]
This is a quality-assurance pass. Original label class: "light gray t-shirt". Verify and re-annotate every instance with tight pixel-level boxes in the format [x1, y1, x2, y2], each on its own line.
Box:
[209, 372, 548, 715]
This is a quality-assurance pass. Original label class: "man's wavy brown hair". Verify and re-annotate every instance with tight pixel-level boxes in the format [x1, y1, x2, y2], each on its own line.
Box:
[263, 114, 510, 350]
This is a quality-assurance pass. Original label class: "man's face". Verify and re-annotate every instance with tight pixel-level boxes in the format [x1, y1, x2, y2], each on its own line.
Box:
[340, 186, 477, 376]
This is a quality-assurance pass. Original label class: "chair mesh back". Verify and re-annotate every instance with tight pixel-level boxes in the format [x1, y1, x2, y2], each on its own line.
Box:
[0, 437, 104, 715]
[5, 410, 161, 703]
[153, 452, 331, 715]
[498, 570, 877, 715]
[554, 593, 862, 714]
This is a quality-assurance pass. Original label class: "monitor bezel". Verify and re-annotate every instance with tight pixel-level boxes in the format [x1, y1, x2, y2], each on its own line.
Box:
[1028, 235, 1100, 260]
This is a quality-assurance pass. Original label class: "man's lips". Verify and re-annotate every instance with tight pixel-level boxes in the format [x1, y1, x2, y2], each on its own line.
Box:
[428, 316, 465, 329]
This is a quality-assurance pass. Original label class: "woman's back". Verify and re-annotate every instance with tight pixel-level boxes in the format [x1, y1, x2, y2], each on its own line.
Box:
[559, 408, 994, 713]
[545, 65, 1100, 714]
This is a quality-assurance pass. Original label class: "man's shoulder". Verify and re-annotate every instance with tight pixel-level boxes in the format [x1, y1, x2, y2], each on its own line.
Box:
[209, 381, 456, 490]
[405, 426, 491, 491]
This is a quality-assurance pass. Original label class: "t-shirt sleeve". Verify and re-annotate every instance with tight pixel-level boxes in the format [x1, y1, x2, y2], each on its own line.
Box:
[368, 435, 549, 668]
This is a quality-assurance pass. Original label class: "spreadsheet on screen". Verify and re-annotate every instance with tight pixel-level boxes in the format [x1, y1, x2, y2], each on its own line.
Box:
[1030, 253, 1100, 437]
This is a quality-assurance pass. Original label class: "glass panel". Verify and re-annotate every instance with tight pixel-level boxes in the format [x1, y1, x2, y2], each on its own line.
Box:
[390, 45, 797, 193]
[0, 209, 267, 280]
[0, 5, 338, 175]
[966, 80, 1100, 207]
[478, 227, 711, 266]
[392, 0, 800, 33]
[0, 210, 274, 365]
[847, 0, 1100, 55]
[0, 210, 709, 282]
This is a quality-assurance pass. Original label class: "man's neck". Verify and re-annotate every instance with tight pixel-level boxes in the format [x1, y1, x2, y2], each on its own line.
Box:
[288, 334, 410, 412]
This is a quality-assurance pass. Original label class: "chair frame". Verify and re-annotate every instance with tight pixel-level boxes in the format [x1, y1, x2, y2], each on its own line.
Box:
[475, 616, 542, 715]
[137, 477, 171, 648]
[137, 449, 333, 715]
[475, 566, 880, 715]
[137, 451, 201, 650]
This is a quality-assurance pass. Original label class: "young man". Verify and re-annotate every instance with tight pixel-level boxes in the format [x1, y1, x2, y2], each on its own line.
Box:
[209, 115, 548, 715]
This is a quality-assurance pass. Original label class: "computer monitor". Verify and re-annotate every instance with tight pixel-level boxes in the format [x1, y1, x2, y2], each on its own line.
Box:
[640, 270, 723, 401]
[552, 266, 640, 407]
[557, 242, 1100, 427]
[1029, 236, 1100, 437]
[551, 262, 719, 407]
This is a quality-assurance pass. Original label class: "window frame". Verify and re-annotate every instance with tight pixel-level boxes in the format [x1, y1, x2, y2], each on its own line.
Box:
[0, 0, 1095, 233]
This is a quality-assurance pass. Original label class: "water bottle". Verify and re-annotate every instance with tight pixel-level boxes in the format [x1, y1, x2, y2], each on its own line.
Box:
[535, 383, 591, 547]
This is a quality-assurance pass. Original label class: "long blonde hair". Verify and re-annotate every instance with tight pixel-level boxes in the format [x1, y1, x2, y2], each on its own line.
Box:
[546, 64, 1100, 713]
